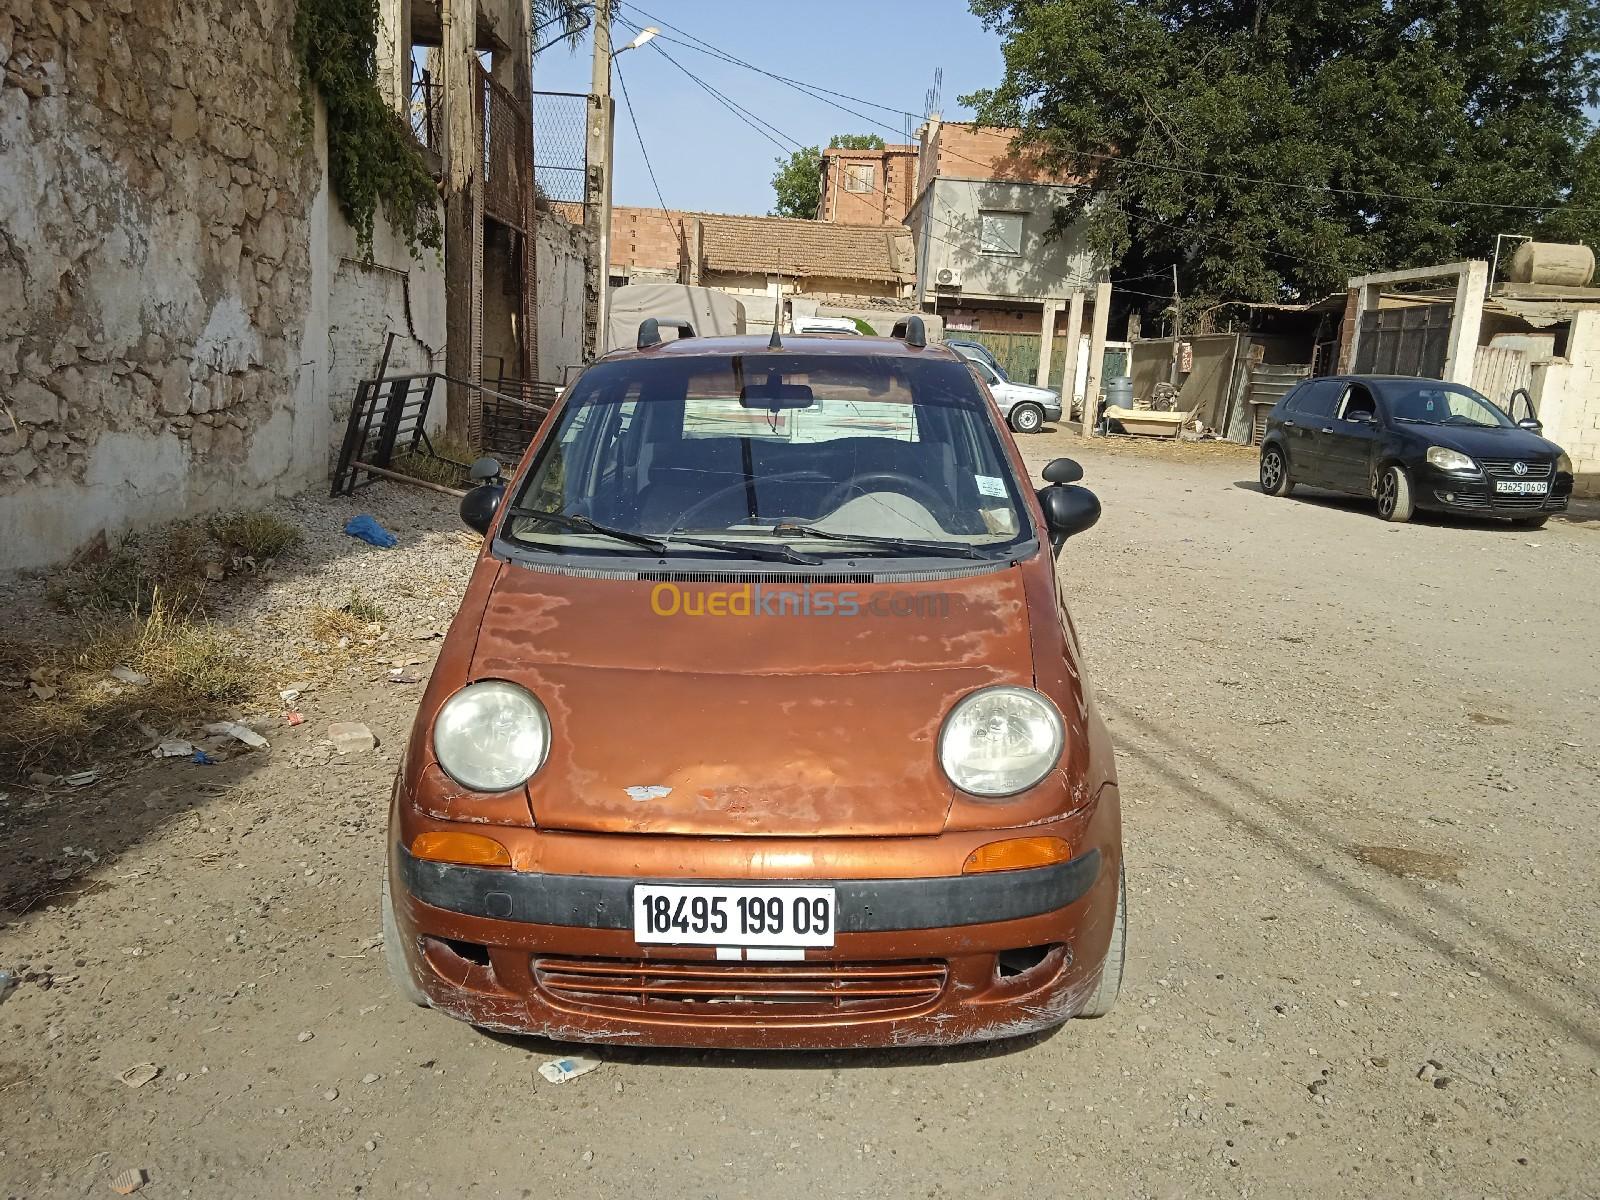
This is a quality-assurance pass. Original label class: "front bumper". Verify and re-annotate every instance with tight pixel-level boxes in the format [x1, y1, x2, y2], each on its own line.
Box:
[1418, 465, 1571, 516]
[387, 815, 1121, 1048]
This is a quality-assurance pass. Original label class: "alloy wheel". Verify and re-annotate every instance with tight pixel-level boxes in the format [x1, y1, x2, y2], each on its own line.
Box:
[1261, 451, 1283, 492]
[1377, 472, 1396, 518]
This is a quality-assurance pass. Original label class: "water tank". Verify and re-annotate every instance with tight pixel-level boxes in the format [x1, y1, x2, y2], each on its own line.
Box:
[1104, 377, 1134, 409]
[1507, 241, 1595, 287]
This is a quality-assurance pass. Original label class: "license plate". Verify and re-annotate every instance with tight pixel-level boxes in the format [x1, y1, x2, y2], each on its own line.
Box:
[632, 884, 836, 948]
[1495, 480, 1549, 495]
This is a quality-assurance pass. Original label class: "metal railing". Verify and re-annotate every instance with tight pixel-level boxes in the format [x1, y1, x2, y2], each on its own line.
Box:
[409, 63, 442, 155]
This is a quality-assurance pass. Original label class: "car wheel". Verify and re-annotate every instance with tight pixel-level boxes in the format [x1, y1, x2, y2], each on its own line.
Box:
[1077, 861, 1126, 1019]
[1517, 514, 1549, 529]
[1259, 446, 1293, 496]
[1376, 464, 1414, 522]
[1009, 403, 1044, 434]
[382, 871, 430, 1007]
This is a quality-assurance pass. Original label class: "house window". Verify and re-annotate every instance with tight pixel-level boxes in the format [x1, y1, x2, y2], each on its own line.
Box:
[843, 163, 875, 193]
[978, 210, 1024, 256]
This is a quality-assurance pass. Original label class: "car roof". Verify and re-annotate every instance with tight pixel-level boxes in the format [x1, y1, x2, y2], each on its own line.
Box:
[600, 334, 964, 363]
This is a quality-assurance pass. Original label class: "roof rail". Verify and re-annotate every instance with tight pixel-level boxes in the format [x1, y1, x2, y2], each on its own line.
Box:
[637, 318, 696, 350]
[891, 315, 927, 348]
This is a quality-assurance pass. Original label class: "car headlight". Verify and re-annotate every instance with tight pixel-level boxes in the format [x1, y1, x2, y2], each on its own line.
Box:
[433, 681, 550, 792]
[1426, 446, 1476, 472]
[939, 686, 1064, 798]
[1556, 452, 1572, 475]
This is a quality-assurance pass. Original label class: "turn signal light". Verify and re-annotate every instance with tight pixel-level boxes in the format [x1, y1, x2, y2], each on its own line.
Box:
[963, 836, 1073, 874]
[411, 831, 512, 867]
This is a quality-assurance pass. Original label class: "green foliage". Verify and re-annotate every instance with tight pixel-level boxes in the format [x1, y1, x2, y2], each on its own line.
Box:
[770, 133, 890, 218]
[293, 0, 442, 258]
[964, 0, 1600, 308]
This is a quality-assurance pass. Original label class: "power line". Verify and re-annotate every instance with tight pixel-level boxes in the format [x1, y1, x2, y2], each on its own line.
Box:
[619, 2, 1597, 219]
[613, 55, 673, 218]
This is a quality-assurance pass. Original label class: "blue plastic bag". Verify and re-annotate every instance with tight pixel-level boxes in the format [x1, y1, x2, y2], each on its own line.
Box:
[344, 514, 398, 548]
[192, 750, 215, 765]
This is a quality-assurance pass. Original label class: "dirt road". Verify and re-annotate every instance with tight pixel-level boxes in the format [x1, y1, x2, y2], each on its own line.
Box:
[4, 433, 1599, 1198]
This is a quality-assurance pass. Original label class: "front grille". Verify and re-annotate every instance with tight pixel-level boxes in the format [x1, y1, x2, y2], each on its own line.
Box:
[534, 956, 947, 1023]
[1480, 458, 1554, 479]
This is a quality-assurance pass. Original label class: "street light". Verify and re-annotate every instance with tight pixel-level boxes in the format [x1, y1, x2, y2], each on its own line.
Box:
[616, 26, 658, 56]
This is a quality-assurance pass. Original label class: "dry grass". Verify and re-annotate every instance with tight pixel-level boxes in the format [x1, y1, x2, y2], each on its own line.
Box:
[49, 524, 212, 616]
[207, 509, 304, 561]
[0, 590, 259, 775]
[389, 433, 472, 489]
[307, 589, 387, 643]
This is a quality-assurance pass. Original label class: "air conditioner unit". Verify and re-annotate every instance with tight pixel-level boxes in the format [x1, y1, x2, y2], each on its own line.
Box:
[935, 267, 962, 289]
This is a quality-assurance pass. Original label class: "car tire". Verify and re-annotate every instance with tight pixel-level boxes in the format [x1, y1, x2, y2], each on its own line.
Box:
[1259, 445, 1294, 496]
[382, 871, 429, 1007]
[1376, 464, 1414, 522]
[1517, 514, 1549, 529]
[1009, 403, 1044, 434]
[1077, 861, 1127, 1019]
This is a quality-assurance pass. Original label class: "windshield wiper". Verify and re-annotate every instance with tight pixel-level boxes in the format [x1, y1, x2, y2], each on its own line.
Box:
[506, 508, 668, 553]
[771, 522, 984, 559]
[507, 508, 820, 564]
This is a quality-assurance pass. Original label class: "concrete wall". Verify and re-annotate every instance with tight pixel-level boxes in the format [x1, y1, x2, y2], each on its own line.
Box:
[1530, 309, 1600, 497]
[535, 211, 590, 387]
[912, 179, 1096, 305]
[0, 0, 446, 570]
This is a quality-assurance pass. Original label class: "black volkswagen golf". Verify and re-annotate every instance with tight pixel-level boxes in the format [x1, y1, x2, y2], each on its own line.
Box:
[1258, 375, 1574, 526]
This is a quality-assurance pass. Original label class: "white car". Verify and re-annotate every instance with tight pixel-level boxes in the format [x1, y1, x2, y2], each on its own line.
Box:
[791, 315, 864, 335]
[957, 353, 1063, 434]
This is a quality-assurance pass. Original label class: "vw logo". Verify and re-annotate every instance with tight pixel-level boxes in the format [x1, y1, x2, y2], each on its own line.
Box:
[1513, 461, 1528, 476]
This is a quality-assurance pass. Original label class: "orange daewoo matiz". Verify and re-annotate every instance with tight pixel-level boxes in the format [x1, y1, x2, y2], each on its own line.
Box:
[383, 317, 1125, 1048]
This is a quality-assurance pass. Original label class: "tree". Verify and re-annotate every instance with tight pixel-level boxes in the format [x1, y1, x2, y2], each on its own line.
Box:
[963, 1, 1600, 309]
[771, 133, 887, 218]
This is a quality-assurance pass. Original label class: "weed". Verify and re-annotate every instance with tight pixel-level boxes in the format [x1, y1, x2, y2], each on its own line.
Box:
[344, 589, 386, 623]
[207, 510, 304, 561]
[389, 433, 472, 489]
[307, 589, 386, 643]
[48, 525, 210, 616]
[0, 589, 259, 774]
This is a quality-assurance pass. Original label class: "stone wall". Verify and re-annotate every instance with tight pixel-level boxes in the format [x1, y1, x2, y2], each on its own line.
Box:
[534, 210, 591, 387]
[0, 0, 447, 570]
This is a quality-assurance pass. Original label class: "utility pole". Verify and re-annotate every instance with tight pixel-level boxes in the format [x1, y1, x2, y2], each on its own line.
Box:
[585, 0, 614, 358]
[1168, 264, 1183, 387]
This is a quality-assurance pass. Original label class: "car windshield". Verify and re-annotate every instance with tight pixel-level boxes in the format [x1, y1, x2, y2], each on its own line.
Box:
[1387, 383, 1514, 428]
[504, 352, 1031, 561]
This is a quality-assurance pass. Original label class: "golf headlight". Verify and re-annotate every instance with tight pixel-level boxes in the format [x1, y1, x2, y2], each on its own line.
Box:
[939, 686, 1064, 797]
[433, 681, 550, 792]
[1426, 446, 1476, 472]
[1557, 452, 1572, 475]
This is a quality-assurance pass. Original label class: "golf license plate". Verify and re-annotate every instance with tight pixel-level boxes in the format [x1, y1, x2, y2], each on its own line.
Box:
[632, 884, 836, 948]
[1495, 479, 1549, 495]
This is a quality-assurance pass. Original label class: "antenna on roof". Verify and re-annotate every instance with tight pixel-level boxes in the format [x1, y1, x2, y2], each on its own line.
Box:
[769, 275, 784, 349]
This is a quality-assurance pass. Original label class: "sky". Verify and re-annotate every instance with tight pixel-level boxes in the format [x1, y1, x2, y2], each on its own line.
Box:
[529, 0, 1007, 216]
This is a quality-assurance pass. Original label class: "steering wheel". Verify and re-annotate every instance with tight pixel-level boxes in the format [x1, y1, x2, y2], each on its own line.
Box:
[819, 471, 949, 517]
[666, 469, 833, 534]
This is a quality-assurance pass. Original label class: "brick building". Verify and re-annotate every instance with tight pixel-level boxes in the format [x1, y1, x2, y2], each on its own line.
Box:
[817, 144, 918, 226]
[555, 204, 916, 312]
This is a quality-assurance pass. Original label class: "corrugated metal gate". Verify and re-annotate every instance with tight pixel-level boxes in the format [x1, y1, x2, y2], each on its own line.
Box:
[1353, 304, 1451, 377]
[1247, 364, 1311, 445]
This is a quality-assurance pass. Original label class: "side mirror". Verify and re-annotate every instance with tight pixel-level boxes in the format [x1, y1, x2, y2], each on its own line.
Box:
[1037, 484, 1101, 554]
[1041, 457, 1084, 485]
[1347, 410, 1375, 424]
[460, 483, 504, 535]
[1517, 417, 1543, 432]
[470, 456, 503, 484]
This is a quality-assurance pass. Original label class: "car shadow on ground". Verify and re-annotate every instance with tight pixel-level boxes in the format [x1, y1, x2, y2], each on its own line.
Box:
[474, 1020, 1067, 1070]
[1231, 481, 1562, 532]
[1103, 698, 1600, 1056]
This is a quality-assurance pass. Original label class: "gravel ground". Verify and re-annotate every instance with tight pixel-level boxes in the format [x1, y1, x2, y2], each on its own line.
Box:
[2, 443, 1598, 1198]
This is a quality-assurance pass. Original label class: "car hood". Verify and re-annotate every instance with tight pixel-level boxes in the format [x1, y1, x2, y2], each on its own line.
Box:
[1406, 423, 1565, 461]
[468, 560, 1036, 836]
[996, 381, 1060, 402]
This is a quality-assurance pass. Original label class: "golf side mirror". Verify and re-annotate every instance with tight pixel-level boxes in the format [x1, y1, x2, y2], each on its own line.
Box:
[1517, 417, 1543, 432]
[1037, 484, 1101, 555]
[1041, 457, 1084, 485]
[460, 483, 504, 535]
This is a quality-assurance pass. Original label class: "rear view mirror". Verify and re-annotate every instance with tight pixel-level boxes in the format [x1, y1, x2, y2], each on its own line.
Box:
[1042, 457, 1083, 484]
[740, 371, 814, 410]
[470, 456, 503, 483]
[1517, 417, 1543, 432]
[460, 483, 504, 535]
[1037, 484, 1101, 554]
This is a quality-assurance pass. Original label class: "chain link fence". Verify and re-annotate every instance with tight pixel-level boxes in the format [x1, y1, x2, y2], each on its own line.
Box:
[534, 90, 589, 207]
